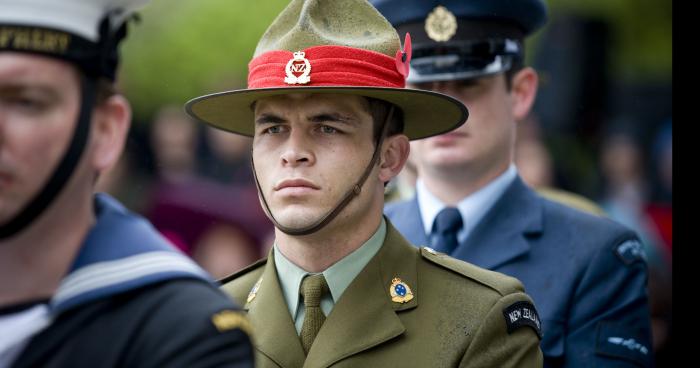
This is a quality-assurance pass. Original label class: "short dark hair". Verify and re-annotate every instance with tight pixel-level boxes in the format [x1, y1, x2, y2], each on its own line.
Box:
[95, 77, 117, 104]
[69, 63, 117, 105]
[365, 97, 404, 143]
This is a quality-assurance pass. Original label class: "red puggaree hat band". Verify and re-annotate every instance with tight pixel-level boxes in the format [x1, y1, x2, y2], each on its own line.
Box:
[247, 34, 412, 89]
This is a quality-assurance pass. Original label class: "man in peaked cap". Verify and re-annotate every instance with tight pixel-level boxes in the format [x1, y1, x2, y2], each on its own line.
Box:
[0, 0, 254, 366]
[372, 0, 653, 366]
[187, 0, 543, 366]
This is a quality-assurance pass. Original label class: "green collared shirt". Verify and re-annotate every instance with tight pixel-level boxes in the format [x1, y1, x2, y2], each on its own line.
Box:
[274, 218, 387, 334]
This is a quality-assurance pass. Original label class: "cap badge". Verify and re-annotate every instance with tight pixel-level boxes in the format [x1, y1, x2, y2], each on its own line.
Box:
[425, 6, 458, 42]
[389, 277, 414, 303]
[284, 51, 312, 85]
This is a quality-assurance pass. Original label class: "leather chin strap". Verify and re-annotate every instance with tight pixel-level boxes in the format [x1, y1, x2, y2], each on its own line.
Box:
[251, 105, 395, 236]
[0, 76, 95, 239]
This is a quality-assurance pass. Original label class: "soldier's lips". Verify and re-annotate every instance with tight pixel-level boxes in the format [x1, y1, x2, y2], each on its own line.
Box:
[430, 131, 468, 145]
[274, 178, 320, 195]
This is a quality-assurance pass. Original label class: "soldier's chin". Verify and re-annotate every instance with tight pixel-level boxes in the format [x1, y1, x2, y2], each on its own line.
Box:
[271, 207, 325, 231]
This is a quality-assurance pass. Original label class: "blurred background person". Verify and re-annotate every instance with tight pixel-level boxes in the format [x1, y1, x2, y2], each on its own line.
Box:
[201, 126, 255, 187]
[516, 114, 606, 216]
[144, 105, 272, 276]
[375, 0, 654, 365]
[150, 105, 199, 183]
[98, 103, 273, 277]
[598, 120, 672, 365]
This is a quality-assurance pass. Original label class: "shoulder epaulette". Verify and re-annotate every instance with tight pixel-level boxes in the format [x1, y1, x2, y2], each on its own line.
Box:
[420, 247, 523, 296]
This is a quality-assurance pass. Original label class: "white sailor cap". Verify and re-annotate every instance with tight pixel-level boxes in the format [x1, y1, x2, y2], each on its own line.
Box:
[0, 0, 149, 79]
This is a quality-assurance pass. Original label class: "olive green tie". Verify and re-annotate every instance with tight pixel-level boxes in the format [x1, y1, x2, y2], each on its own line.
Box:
[300, 274, 329, 355]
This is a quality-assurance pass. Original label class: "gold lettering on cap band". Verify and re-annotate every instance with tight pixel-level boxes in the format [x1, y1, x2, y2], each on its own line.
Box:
[425, 6, 458, 42]
[0, 27, 71, 54]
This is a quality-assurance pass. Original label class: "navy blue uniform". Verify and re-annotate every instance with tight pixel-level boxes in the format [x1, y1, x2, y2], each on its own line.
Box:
[386, 177, 653, 367]
[10, 194, 254, 368]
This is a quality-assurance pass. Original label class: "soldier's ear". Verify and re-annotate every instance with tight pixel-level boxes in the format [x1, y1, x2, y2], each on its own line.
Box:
[90, 94, 131, 173]
[510, 67, 538, 121]
[378, 134, 410, 183]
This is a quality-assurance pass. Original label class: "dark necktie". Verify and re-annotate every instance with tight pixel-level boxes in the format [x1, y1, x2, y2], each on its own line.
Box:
[432, 207, 463, 254]
[299, 274, 329, 355]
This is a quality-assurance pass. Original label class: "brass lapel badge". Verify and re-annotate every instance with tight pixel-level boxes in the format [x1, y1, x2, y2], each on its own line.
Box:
[389, 278, 414, 303]
[247, 277, 263, 303]
[425, 5, 458, 42]
[284, 51, 312, 85]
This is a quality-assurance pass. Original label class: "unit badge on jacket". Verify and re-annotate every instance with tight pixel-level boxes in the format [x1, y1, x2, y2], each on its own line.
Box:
[389, 277, 414, 303]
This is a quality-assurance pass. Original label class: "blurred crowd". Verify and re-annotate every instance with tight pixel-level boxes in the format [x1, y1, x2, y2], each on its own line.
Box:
[96, 105, 275, 280]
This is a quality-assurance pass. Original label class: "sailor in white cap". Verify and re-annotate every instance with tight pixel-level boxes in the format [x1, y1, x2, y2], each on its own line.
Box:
[0, 1, 254, 367]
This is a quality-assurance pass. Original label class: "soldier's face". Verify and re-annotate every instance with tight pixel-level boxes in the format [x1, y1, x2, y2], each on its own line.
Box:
[252, 93, 377, 230]
[0, 53, 81, 222]
[409, 74, 517, 175]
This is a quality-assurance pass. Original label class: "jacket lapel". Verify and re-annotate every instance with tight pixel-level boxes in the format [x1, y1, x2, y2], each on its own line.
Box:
[453, 176, 543, 270]
[304, 222, 417, 367]
[245, 254, 306, 367]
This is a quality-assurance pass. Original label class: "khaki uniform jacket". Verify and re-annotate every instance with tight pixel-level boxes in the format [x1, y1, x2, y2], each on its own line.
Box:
[221, 221, 543, 367]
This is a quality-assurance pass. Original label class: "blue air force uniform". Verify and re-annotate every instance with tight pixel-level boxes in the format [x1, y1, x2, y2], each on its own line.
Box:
[386, 174, 652, 367]
[373, 0, 654, 365]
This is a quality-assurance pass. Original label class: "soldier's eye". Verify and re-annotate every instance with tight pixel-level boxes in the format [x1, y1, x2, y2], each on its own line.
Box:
[265, 125, 285, 134]
[1, 95, 49, 114]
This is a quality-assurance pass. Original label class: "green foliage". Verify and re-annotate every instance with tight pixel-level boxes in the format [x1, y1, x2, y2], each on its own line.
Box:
[120, 0, 289, 120]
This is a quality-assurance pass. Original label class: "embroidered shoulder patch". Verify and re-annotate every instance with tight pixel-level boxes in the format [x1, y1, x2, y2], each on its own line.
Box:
[503, 301, 542, 339]
[614, 240, 647, 265]
[596, 321, 651, 366]
[211, 309, 252, 336]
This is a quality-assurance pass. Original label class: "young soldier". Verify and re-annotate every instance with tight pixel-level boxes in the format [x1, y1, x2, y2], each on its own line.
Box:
[186, 0, 543, 366]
